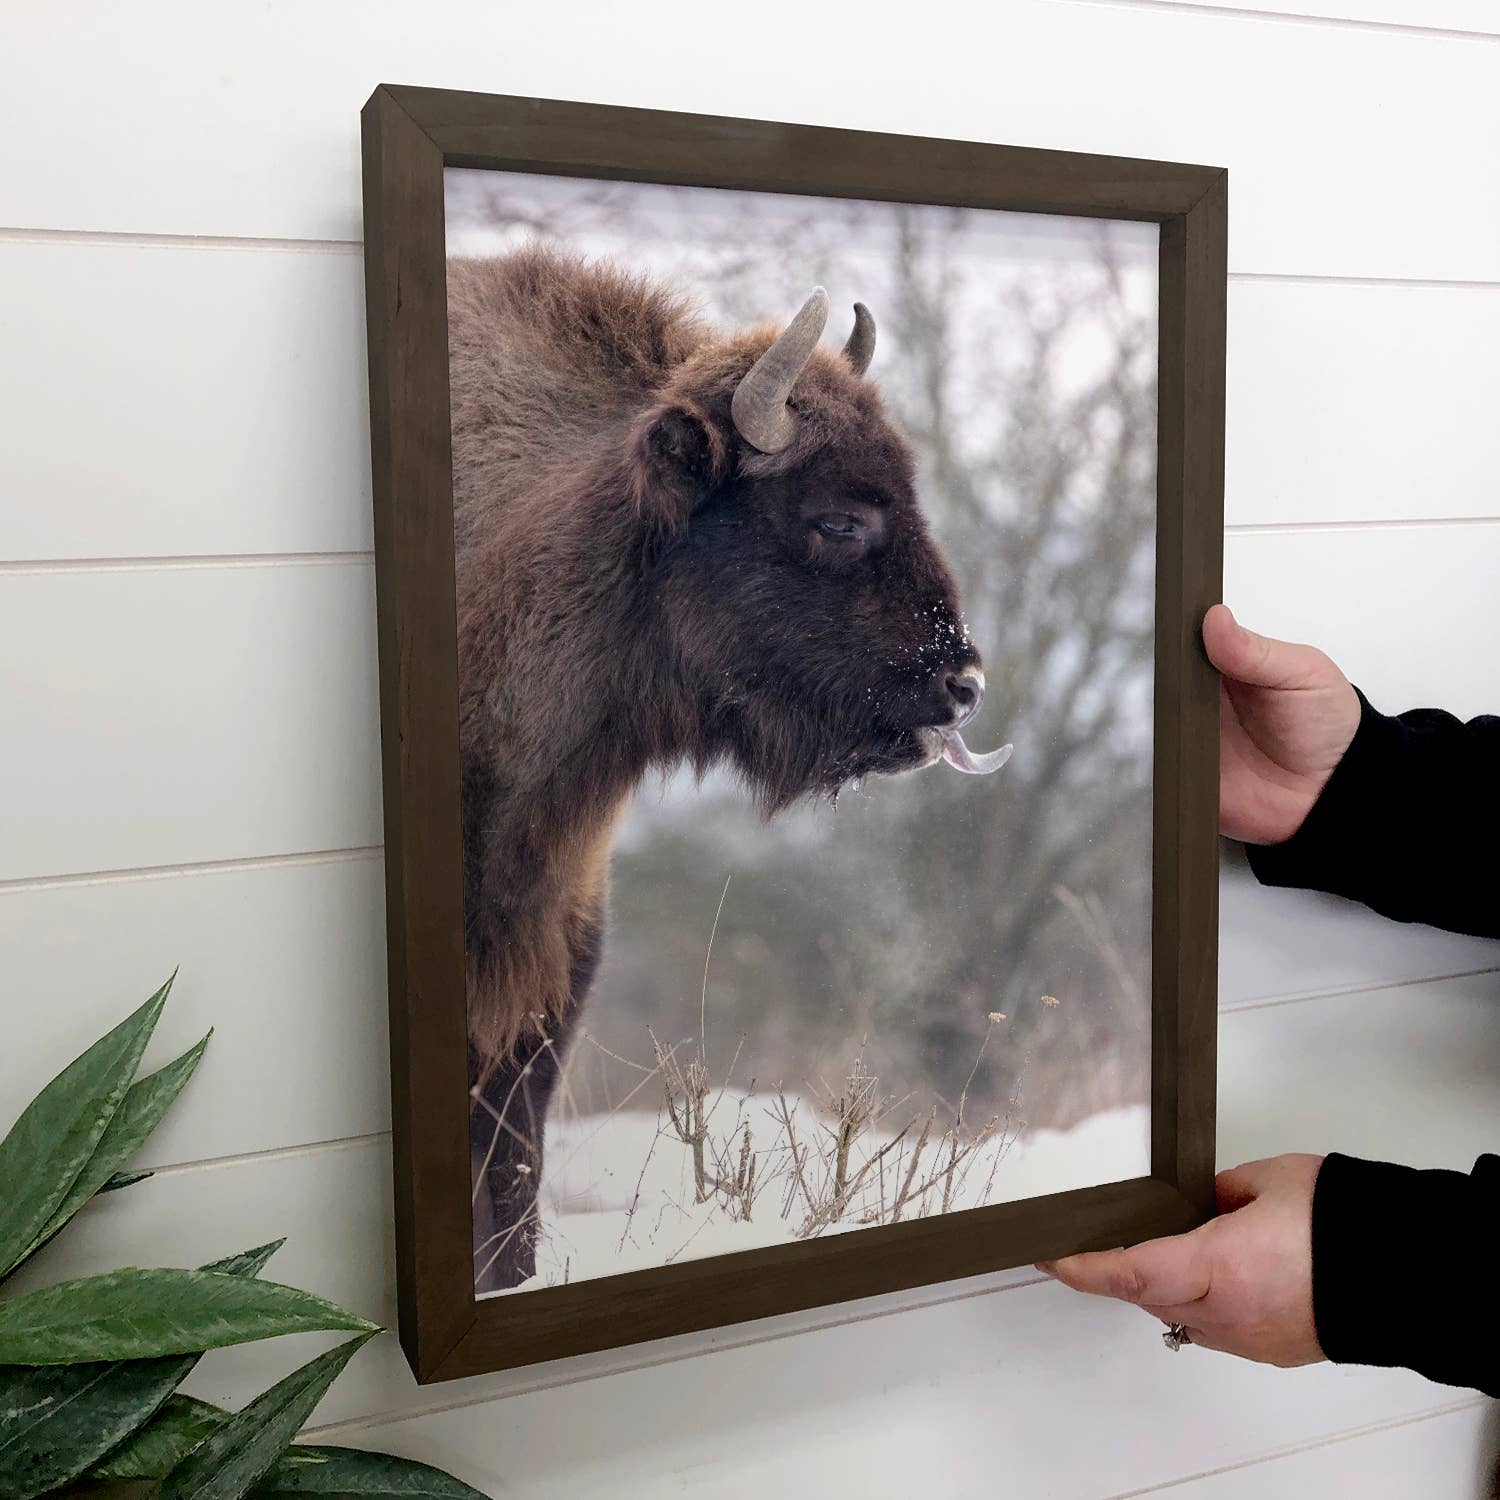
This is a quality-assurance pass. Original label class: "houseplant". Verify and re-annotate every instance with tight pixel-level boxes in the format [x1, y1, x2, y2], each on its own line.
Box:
[0, 975, 487, 1499]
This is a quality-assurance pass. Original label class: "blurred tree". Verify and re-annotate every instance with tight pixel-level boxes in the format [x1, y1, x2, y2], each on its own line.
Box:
[447, 173, 1157, 1135]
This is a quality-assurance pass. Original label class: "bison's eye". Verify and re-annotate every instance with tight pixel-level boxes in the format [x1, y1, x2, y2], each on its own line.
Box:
[815, 514, 866, 541]
[803, 504, 885, 567]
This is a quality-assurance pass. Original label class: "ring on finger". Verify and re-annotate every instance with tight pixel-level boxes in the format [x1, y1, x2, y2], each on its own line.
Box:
[1162, 1322, 1193, 1352]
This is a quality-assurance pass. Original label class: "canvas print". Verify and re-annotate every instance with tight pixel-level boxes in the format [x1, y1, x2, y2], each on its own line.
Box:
[444, 170, 1159, 1296]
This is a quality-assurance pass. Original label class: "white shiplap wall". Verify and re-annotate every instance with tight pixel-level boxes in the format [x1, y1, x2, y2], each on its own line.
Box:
[2, 1, 1497, 1493]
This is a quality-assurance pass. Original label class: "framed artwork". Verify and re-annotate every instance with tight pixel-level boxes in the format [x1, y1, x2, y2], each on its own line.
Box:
[361, 85, 1224, 1384]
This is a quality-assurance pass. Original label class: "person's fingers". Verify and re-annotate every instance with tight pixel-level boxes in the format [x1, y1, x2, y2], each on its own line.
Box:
[1202, 604, 1250, 677]
[1215, 1160, 1269, 1214]
[1038, 1228, 1213, 1308]
[1202, 605, 1326, 692]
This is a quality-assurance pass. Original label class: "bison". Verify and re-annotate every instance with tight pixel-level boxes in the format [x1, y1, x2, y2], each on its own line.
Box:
[448, 245, 1010, 1290]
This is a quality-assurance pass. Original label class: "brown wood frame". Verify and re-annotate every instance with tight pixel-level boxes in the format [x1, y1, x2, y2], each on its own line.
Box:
[362, 84, 1225, 1385]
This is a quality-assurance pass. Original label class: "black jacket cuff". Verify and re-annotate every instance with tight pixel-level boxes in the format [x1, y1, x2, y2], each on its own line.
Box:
[1245, 688, 1396, 899]
[1245, 688, 1500, 938]
[1312, 1151, 1500, 1396]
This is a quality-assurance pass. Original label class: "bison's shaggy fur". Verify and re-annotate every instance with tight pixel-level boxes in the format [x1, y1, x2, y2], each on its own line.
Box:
[450, 246, 979, 1287]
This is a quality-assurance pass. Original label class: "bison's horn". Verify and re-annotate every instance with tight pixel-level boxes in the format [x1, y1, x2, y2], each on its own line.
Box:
[842, 302, 876, 377]
[731, 286, 829, 453]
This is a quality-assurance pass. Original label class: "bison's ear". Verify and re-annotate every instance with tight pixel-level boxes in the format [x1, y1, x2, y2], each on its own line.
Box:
[626, 401, 729, 558]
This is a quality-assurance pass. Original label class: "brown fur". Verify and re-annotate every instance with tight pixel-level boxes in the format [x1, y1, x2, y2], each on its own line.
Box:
[450, 245, 980, 1283]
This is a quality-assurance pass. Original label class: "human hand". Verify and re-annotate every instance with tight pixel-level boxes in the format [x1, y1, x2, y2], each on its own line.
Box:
[1202, 604, 1360, 845]
[1036, 1154, 1325, 1367]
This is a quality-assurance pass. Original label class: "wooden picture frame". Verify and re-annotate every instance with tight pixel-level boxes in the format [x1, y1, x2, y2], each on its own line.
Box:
[361, 83, 1225, 1384]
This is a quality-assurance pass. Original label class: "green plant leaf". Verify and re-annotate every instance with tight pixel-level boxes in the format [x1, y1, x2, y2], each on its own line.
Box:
[0, 976, 173, 1280]
[155, 1333, 377, 1500]
[12, 1032, 210, 1274]
[0, 1243, 283, 1499]
[88, 1394, 228, 1481]
[0, 1364, 178, 1500]
[195, 1240, 289, 1281]
[101, 1168, 157, 1194]
[92, 1427, 490, 1498]
[251, 1447, 490, 1497]
[54, 1482, 155, 1500]
[0, 1265, 377, 1364]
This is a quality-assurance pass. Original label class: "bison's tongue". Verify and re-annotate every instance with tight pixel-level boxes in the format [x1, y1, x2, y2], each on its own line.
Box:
[938, 728, 1013, 776]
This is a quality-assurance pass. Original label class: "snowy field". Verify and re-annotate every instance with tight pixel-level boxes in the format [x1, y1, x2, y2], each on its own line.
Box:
[478, 1100, 1150, 1296]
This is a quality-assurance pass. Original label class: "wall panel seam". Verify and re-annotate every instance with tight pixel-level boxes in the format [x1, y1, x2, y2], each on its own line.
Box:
[1231, 272, 1500, 292]
[297, 1272, 1055, 1437]
[9, 517, 1500, 580]
[137, 1131, 388, 1178]
[1090, 1394, 1490, 1499]
[128, 933, 1498, 1175]
[0, 846, 382, 895]
[0, 553, 375, 577]
[0, 226, 362, 256]
[1226, 518, 1500, 536]
[5, 228, 1500, 295]
[5, 850, 1495, 1019]
[1221, 965, 1500, 1015]
[1051, 0, 1500, 44]
[300, 1339, 1487, 1450]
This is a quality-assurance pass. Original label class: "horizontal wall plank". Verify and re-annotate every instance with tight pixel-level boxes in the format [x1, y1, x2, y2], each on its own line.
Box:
[7, 964, 1491, 1450]
[0, 238, 372, 560]
[6, 247, 1498, 563]
[0, 853, 389, 1166]
[0, 561, 382, 880]
[0, 530, 1487, 1174]
[1219, 969, 1500, 1170]
[3, 827, 1490, 1174]
[1224, 523, 1500, 723]
[1, 832, 1490, 1183]
[2, 1131, 1458, 1487]
[1226, 280, 1500, 528]
[1220, 847, 1500, 1007]
[0, 1128, 1043, 1434]
[329, 1306, 1463, 1499]
[5, 526, 1491, 886]
[1141, 1401, 1497, 1499]
[0, 2, 1496, 282]
[1142, 0, 1500, 34]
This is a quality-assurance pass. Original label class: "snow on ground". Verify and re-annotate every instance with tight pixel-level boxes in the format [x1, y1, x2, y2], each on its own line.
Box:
[479, 1098, 1150, 1297]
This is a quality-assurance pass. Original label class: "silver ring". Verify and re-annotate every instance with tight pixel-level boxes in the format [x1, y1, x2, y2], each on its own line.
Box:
[1162, 1322, 1192, 1352]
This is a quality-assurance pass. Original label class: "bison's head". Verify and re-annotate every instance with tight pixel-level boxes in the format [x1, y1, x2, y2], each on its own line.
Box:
[625, 288, 1011, 812]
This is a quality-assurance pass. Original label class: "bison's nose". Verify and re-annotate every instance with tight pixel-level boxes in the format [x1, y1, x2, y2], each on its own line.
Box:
[939, 666, 985, 726]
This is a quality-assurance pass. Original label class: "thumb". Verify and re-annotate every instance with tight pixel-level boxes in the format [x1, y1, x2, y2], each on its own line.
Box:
[1038, 1227, 1213, 1307]
[1215, 1160, 1270, 1213]
[1203, 604, 1324, 692]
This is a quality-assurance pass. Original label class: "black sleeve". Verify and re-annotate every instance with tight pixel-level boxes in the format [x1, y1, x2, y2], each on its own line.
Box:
[1245, 690, 1499, 1394]
[1245, 688, 1500, 939]
[1312, 1152, 1500, 1397]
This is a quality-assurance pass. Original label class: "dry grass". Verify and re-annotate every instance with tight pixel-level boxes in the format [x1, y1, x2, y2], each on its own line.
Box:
[471, 1000, 1057, 1286]
[619, 1009, 1029, 1248]
[469, 879, 1105, 1287]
